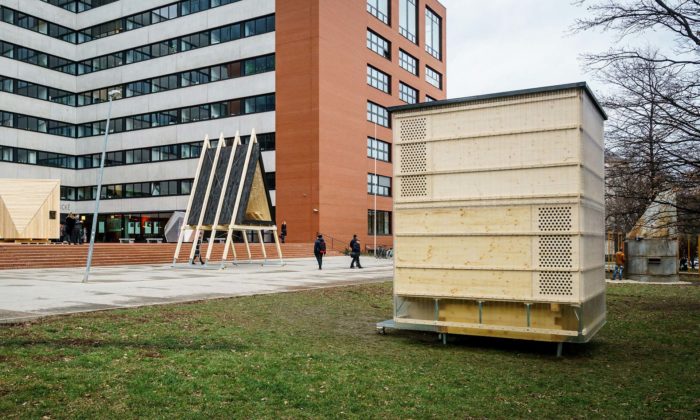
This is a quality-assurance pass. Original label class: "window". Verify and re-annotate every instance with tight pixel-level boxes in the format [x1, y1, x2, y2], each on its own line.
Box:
[366, 29, 391, 60]
[367, 101, 389, 127]
[367, 137, 390, 162]
[426, 66, 442, 89]
[126, 81, 151, 97]
[181, 69, 210, 86]
[399, 0, 417, 43]
[0, 145, 13, 161]
[367, 65, 390, 93]
[368, 210, 392, 235]
[151, 75, 178, 93]
[399, 82, 418, 104]
[367, 0, 389, 24]
[180, 32, 210, 51]
[180, 0, 209, 16]
[125, 149, 150, 164]
[425, 95, 437, 102]
[425, 7, 442, 59]
[264, 172, 276, 190]
[368, 173, 391, 196]
[180, 179, 194, 195]
[256, 133, 276, 151]
[398, 50, 418, 75]
[152, 4, 178, 23]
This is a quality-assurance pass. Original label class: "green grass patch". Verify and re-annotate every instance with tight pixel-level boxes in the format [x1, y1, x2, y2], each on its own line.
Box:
[1, 282, 699, 418]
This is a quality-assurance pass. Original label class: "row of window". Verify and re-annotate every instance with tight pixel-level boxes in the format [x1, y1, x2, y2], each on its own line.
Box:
[41, 0, 118, 13]
[60, 179, 195, 201]
[0, 14, 274, 75]
[59, 171, 276, 202]
[0, 93, 275, 138]
[0, 54, 274, 108]
[366, 30, 443, 90]
[3, 2, 242, 43]
[366, 0, 442, 60]
[1, 7, 74, 43]
[0, 133, 275, 170]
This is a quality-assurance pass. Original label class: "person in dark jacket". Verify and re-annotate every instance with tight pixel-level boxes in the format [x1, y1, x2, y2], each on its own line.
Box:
[313, 234, 326, 270]
[65, 213, 77, 244]
[280, 221, 287, 243]
[192, 234, 205, 265]
[349, 234, 362, 268]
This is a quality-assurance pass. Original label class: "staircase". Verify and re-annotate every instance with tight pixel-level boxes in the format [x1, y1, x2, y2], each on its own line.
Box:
[0, 242, 339, 270]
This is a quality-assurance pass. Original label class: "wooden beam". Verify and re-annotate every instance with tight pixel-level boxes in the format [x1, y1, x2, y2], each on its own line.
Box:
[189, 135, 224, 264]
[173, 135, 210, 265]
[206, 133, 236, 262]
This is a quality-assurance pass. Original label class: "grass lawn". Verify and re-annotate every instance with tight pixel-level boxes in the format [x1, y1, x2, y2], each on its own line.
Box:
[1, 281, 699, 418]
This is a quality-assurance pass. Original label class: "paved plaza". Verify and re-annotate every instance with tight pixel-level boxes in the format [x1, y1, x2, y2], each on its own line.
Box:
[0, 256, 393, 323]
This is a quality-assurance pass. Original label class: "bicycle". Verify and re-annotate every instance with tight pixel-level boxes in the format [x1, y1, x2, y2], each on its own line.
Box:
[376, 246, 393, 259]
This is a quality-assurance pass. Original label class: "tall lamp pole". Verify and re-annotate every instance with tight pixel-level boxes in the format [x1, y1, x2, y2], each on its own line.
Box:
[373, 122, 377, 258]
[83, 89, 122, 283]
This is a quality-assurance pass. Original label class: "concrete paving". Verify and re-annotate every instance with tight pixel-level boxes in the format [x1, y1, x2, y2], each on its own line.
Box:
[0, 256, 393, 323]
[605, 279, 692, 285]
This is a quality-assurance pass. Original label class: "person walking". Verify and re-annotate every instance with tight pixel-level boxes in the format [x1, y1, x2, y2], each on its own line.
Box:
[192, 233, 205, 265]
[612, 248, 625, 280]
[349, 234, 363, 269]
[314, 234, 326, 270]
[75, 219, 84, 244]
[280, 221, 287, 243]
[65, 213, 77, 244]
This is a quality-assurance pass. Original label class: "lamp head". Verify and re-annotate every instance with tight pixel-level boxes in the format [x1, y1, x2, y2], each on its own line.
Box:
[108, 89, 122, 100]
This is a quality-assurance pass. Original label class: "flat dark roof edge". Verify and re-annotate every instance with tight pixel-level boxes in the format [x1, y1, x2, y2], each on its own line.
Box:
[389, 82, 608, 120]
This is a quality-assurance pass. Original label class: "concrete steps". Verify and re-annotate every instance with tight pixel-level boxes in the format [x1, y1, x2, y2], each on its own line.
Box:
[0, 243, 338, 270]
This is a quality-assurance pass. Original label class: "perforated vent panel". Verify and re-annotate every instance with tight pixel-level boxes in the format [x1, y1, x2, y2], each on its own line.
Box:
[538, 235, 573, 268]
[538, 206, 572, 231]
[538, 272, 574, 296]
[400, 117, 427, 142]
[400, 142, 427, 174]
[400, 175, 427, 197]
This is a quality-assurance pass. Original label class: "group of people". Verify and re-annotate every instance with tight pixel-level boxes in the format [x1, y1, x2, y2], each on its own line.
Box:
[313, 233, 363, 270]
[61, 213, 85, 245]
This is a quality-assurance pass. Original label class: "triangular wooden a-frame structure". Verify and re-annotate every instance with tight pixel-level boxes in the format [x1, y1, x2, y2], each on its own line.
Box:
[172, 130, 282, 267]
[0, 179, 60, 241]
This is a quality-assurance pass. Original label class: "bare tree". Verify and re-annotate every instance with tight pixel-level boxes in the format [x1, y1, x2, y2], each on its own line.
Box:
[573, 0, 700, 232]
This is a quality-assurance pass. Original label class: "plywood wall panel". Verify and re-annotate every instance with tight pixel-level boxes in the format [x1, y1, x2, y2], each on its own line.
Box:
[391, 85, 607, 343]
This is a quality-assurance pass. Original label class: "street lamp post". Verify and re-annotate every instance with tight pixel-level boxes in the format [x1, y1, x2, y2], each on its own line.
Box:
[83, 89, 122, 283]
[373, 122, 377, 258]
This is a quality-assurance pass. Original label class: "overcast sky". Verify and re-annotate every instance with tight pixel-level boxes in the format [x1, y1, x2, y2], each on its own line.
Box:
[441, 0, 670, 99]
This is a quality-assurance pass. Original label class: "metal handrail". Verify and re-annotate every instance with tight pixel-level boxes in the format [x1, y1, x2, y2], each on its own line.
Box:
[315, 233, 349, 254]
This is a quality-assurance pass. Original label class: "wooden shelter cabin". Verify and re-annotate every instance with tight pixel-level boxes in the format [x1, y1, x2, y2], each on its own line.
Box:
[0, 179, 60, 242]
[385, 83, 607, 346]
[173, 131, 282, 267]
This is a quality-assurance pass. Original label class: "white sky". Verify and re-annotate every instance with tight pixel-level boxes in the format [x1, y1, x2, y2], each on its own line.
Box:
[442, 0, 672, 99]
